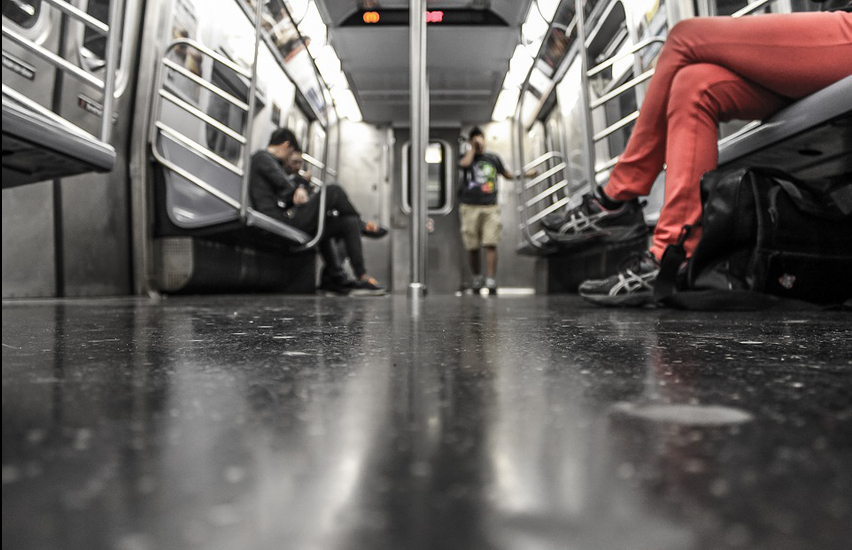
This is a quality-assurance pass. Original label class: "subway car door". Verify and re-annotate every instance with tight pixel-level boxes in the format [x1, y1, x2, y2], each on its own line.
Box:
[392, 128, 461, 294]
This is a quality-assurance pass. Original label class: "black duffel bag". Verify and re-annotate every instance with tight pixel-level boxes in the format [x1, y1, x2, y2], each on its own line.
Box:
[655, 168, 852, 310]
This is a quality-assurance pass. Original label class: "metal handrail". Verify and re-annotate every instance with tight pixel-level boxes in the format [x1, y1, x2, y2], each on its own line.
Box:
[525, 162, 567, 190]
[522, 151, 563, 173]
[595, 155, 620, 174]
[150, 145, 242, 209]
[150, 33, 328, 249]
[149, 40, 253, 215]
[527, 180, 568, 207]
[593, 111, 639, 142]
[2, 25, 104, 90]
[43, 0, 108, 34]
[162, 59, 250, 111]
[587, 37, 665, 77]
[301, 153, 325, 171]
[2, 0, 123, 144]
[238, 0, 264, 222]
[732, 0, 773, 17]
[527, 197, 571, 225]
[590, 69, 654, 109]
[516, 150, 570, 250]
[158, 89, 248, 144]
[165, 38, 253, 78]
[154, 122, 243, 176]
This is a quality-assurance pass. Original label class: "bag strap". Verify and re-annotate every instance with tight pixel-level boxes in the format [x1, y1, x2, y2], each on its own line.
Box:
[653, 224, 695, 303]
[756, 168, 852, 218]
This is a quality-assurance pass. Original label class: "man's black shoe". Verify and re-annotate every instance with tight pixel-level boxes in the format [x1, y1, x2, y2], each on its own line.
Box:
[349, 276, 387, 297]
[578, 251, 660, 307]
[317, 277, 352, 296]
[542, 187, 647, 247]
[361, 220, 388, 238]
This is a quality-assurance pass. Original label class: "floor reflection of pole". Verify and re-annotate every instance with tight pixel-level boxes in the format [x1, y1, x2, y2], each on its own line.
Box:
[408, 295, 430, 550]
[52, 304, 66, 427]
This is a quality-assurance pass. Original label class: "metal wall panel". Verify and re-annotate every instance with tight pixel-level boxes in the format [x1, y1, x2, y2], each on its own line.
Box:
[2, 3, 61, 298]
[2, 182, 57, 298]
[336, 120, 393, 287]
[52, 0, 145, 296]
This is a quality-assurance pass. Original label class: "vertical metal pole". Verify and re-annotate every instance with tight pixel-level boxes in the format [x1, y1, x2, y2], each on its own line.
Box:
[239, 0, 265, 221]
[575, 0, 597, 189]
[100, 0, 123, 142]
[408, 0, 428, 298]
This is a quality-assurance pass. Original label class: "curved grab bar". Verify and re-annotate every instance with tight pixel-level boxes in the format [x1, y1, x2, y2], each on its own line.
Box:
[294, 181, 328, 251]
[516, 150, 568, 250]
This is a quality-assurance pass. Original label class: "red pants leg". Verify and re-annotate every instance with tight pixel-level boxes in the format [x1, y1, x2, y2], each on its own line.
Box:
[602, 12, 852, 257]
[650, 64, 788, 258]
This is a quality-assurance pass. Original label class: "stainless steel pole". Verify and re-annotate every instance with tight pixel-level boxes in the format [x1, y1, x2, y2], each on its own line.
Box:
[100, 0, 123, 142]
[575, 0, 597, 189]
[408, 0, 428, 298]
[239, 0, 265, 222]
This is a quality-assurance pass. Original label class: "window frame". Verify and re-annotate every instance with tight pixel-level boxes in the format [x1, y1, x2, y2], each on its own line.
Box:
[401, 139, 454, 216]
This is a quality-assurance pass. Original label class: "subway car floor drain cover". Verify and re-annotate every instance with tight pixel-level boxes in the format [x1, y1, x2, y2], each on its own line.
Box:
[610, 403, 754, 425]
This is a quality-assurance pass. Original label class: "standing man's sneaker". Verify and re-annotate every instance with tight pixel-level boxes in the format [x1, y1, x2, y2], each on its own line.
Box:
[471, 275, 485, 293]
[349, 275, 387, 296]
[542, 187, 647, 247]
[485, 277, 498, 296]
[578, 251, 660, 307]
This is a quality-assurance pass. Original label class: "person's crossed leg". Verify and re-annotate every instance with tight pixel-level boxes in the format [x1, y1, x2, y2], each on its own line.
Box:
[542, 11, 852, 306]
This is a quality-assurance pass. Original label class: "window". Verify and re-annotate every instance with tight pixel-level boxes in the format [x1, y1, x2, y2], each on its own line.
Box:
[80, 0, 126, 65]
[403, 141, 452, 214]
[2, 0, 42, 29]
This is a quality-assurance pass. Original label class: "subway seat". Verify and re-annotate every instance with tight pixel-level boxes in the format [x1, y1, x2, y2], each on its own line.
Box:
[717, 75, 852, 179]
[1, 85, 116, 188]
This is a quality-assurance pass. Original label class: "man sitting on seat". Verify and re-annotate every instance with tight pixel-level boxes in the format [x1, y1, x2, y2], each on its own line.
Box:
[249, 127, 387, 296]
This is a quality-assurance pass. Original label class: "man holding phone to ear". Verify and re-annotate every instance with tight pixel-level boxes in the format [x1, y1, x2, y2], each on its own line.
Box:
[458, 127, 523, 295]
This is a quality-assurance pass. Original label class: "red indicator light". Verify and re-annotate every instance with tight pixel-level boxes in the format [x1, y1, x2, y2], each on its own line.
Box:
[363, 11, 380, 24]
[426, 10, 444, 23]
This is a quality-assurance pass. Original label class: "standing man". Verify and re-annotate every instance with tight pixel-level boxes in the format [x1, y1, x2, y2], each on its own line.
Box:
[458, 127, 519, 295]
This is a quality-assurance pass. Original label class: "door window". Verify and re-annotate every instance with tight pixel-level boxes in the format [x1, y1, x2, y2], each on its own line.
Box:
[403, 141, 452, 214]
[2, 0, 42, 29]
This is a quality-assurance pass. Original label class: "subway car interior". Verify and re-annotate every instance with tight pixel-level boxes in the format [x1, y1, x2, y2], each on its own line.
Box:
[3, 0, 852, 548]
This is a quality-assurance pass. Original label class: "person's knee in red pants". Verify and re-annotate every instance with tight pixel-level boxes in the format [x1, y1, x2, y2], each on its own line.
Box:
[651, 63, 788, 259]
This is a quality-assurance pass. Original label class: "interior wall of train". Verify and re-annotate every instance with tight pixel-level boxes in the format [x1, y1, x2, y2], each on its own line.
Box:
[2, 0, 840, 299]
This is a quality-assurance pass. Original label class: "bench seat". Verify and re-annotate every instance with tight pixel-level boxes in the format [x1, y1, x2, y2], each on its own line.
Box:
[717, 75, 852, 179]
[2, 85, 116, 188]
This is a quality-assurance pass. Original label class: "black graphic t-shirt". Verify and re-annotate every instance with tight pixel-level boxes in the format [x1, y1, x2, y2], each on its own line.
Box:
[460, 153, 506, 206]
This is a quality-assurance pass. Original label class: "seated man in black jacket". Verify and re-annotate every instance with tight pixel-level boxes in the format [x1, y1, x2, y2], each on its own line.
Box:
[249, 127, 386, 295]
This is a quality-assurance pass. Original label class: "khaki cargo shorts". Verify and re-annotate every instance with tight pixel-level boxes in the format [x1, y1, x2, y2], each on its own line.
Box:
[459, 203, 502, 250]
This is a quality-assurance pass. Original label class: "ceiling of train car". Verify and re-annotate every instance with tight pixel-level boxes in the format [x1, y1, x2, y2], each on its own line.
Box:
[316, 0, 534, 125]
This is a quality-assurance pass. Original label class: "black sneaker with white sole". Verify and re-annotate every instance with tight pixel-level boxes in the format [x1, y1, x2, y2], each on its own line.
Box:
[578, 251, 660, 307]
[542, 187, 647, 247]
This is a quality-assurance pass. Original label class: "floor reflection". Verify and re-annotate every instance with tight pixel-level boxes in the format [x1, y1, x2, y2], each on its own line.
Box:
[2, 296, 851, 550]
